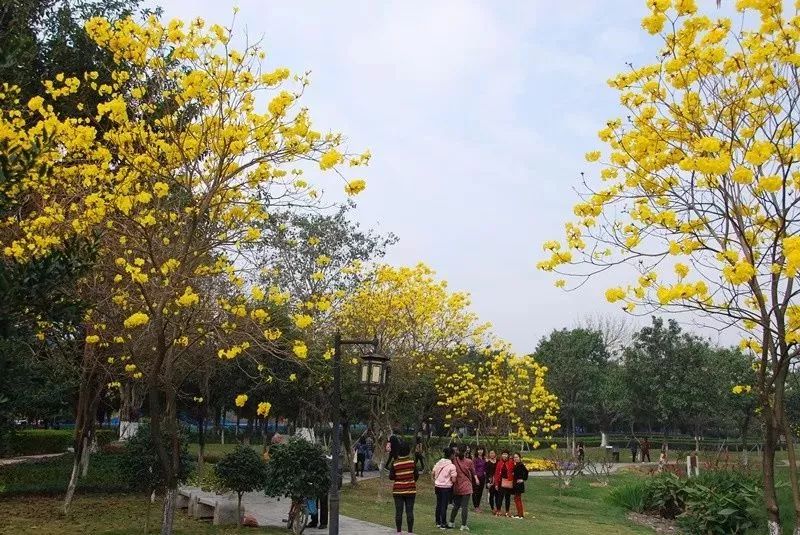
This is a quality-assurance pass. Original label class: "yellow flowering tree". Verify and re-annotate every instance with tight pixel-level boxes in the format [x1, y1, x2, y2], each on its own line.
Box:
[1, 13, 368, 533]
[337, 263, 491, 442]
[434, 343, 560, 449]
[539, 1, 800, 529]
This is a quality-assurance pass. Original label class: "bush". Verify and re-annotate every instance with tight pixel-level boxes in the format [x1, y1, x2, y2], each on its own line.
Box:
[215, 445, 268, 526]
[643, 473, 688, 518]
[5, 428, 119, 457]
[677, 471, 761, 535]
[8, 429, 72, 456]
[264, 437, 330, 500]
[612, 469, 761, 534]
[607, 479, 648, 513]
[118, 423, 193, 493]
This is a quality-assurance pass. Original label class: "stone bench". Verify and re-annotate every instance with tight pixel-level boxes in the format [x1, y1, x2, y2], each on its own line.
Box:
[182, 488, 240, 526]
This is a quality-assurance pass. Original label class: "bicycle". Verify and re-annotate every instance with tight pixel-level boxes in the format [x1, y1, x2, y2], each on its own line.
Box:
[286, 497, 311, 535]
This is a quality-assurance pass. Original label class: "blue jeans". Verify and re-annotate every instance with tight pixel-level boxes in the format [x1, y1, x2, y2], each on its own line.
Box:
[435, 487, 452, 526]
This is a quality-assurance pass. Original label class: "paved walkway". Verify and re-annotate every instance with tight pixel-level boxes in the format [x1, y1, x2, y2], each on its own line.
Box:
[0, 453, 67, 466]
[527, 461, 659, 477]
[181, 472, 394, 534]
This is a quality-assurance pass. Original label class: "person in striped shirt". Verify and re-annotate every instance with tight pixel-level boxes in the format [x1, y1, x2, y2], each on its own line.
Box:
[389, 441, 419, 533]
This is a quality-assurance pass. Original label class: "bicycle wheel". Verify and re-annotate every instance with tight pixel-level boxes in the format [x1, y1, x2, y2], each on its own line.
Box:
[292, 506, 308, 535]
[287, 500, 299, 530]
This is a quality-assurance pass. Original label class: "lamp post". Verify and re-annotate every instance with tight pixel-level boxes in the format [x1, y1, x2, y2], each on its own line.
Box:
[329, 331, 389, 535]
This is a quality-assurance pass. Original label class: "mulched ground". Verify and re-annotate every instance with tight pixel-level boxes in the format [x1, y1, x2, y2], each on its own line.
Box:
[626, 512, 681, 534]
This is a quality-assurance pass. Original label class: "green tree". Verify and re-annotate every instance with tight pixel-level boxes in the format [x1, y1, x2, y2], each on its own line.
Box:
[215, 445, 268, 526]
[534, 328, 609, 450]
[623, 318, 710, 447]
[264, 437, 330, 500]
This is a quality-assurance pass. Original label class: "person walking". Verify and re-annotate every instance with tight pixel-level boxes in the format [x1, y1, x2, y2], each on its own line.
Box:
[306, 455, 330, 529]
[449, 445, 477, 531]
[388, 427, 401, 465]
[627, 436, 639, 463]
[389, 441, 419, 534]
[472, 447, 487, 512]
[641, 437, 651, 462]
[365, 434, 375, 471]
[432, 447, 457, 529]
[493, 450, 515, 517]
[356, 436, 368, 477]
[511, 453, 529, 519]
[485, 450, 499, 514]
[414, 435, 426, 471]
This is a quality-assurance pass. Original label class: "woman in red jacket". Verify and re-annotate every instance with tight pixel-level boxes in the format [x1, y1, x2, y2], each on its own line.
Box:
[492, 450, 515, 517]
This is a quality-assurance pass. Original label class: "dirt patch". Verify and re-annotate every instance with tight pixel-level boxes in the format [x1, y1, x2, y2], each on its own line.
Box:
[627, 512, 681, 534]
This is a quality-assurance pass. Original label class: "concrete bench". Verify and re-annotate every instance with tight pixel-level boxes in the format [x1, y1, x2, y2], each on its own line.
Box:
[182, 488, 240, 526]
[176, 488, 192, 509]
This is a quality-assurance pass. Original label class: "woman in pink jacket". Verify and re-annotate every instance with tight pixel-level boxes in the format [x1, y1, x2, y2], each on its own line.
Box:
[431, 447, 457, 528]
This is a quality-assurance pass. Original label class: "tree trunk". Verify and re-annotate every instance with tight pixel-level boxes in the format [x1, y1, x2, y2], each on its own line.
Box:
[342, 420, 357, 486]
[63, 454, 81, 514]
[161, 488, 177, 535]
[571, 415, 576, 455]
[763, 413, 782, 535]
[237, 494, 243, 527]
[244, 417, 254, 445]
[741, 413, 751, 466]
[221, 408, 226, 445]
[63, 336, 104, 513]
[197, 413, 205, 472]
[79, 433, 91, 477]
[600, 431, 608, 448]
[781, 416, 800, 534]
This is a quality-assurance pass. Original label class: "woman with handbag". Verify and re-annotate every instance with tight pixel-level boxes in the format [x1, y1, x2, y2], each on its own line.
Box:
[511, 453, 529, 518]
[492, 450, 515, 517]
[448, 445, 477, 531]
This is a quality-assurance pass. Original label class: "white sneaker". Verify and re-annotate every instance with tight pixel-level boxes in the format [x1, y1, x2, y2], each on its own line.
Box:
[460, 526, 470, 531]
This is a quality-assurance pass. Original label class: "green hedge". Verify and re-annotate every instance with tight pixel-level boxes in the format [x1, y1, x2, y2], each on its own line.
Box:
[7, 429, 118, 457]
[0, 453, 129, 496]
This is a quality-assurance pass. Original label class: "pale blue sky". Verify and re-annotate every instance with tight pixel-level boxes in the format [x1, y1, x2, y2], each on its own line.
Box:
[156, 0, 747, 352]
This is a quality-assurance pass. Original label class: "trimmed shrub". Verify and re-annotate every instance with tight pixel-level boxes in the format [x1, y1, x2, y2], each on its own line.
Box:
[215, 445, 268, 526]
[264, 437, 330, 500]
[5, 428, 118, 457]
[118, 423, 193, 493]
[8, 429, 72, 456]
[0, 453, 128, 496]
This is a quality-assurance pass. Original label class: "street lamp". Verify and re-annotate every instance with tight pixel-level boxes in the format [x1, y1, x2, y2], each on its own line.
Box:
[360, 351, 389, 396]
[328, 331, 388, 535]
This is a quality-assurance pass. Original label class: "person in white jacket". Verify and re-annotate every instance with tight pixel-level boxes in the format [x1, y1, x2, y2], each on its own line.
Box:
[431, 448, 457, 528]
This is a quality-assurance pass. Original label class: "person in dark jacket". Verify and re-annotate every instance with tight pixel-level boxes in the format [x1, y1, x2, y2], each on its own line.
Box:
[627, 436, 639, 463]
[356, 436, 368, 476]
[388, 428, 401, 465]
[641, 437, 651, 462]
[472, 446, 487, 511]
[485, 450, 499, 513]
[306, 454, 331, 529]
[511, 453, 529, 518]
[389, 441, 419, 533]
[414, 435, 425, 471]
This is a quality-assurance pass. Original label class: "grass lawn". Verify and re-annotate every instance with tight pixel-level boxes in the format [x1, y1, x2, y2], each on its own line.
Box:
[0, 493, 284, 535]
[340, 475, 651, 535]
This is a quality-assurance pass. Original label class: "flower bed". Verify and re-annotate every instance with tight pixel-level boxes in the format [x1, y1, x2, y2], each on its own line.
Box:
[521, 457, 556, 471]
